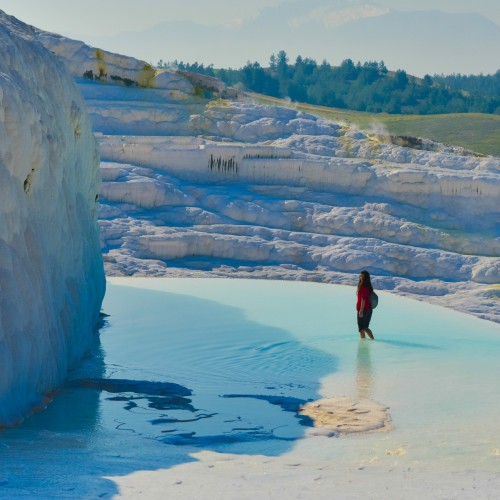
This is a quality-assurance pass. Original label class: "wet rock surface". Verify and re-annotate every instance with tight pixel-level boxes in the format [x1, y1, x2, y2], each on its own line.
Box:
[299, 396, 393, 435]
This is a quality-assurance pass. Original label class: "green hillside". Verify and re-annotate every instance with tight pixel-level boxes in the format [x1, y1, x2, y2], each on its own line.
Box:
[168, 56, 500, 116]
[247, 93, 500, 157]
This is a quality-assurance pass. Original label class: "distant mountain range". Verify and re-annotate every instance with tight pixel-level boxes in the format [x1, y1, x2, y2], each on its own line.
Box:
[79, 2, 500, 76]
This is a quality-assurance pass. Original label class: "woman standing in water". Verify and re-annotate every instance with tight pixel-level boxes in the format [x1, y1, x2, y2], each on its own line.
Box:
[357, 270, 375, 340]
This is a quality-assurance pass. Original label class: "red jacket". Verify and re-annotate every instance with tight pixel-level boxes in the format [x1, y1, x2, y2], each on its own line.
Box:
[356, 286, 372, 311]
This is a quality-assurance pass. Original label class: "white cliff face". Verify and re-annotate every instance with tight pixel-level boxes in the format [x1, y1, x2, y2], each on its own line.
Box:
[22, 19, 500, 323]
[0, 12, 105, 425]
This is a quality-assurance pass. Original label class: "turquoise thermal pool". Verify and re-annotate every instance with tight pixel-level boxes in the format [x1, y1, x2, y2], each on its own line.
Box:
[1, 278, 500, 497]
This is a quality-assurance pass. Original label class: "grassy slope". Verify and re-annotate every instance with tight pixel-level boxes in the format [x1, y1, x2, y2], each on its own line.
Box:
[246, 92, 500, 157]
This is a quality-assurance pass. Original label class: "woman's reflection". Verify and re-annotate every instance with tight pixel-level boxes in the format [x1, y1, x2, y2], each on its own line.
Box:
[356, 340, 374, 399]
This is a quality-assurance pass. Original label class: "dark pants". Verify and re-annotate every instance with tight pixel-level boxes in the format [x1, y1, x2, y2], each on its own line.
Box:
[357, 309, 372, 331]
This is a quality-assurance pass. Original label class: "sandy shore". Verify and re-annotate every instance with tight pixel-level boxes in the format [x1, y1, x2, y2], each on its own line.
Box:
[108, 447, 500, 499]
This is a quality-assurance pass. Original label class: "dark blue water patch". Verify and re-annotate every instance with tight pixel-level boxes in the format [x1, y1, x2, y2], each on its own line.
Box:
[66, 378, 192, 397]
[151, 413, 216, 425]
[65, 377, 316, 448]
[67, 377, 198, 415]
[143, 395, 195, 411]
[223, 394, 315, 427]
[108, 396, 197, 412]
[159, 430, 297, 447]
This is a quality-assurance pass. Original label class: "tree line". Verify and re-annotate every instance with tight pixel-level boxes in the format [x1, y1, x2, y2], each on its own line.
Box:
[158, 51, 500, 115]
[432, 71, 500, 99]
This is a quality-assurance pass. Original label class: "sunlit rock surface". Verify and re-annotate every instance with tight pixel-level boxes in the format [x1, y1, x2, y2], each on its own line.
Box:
[0, 12, 105, 425]
[25, 16, 500, 323]
[299, 397, 393, 435]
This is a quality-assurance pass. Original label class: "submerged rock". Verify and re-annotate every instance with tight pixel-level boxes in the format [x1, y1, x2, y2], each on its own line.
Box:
[299, 396, 393, 435]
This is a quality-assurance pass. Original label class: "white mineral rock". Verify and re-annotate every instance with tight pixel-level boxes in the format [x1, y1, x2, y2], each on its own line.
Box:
[299, 397, 393, 435]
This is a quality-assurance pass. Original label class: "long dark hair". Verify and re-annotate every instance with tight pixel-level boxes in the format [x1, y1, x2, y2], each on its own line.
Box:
[357, 270, 373, 294]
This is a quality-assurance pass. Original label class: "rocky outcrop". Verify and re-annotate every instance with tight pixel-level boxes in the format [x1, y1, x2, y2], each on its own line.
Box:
[177, 70, 239, 99]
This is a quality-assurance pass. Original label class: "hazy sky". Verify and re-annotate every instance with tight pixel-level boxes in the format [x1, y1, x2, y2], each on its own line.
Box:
[2, 0, 499, 36]
[2, 1, 499, 75]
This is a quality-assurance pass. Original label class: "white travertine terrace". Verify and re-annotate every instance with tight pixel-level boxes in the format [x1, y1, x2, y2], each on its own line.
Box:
[20, 12, 500, 323]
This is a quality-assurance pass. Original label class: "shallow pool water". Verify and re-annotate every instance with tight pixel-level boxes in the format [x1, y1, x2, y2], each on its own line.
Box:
[1, 278, 500, 497]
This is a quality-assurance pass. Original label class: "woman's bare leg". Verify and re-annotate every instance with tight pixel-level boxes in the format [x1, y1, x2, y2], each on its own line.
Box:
[365, 328, 375, 340]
